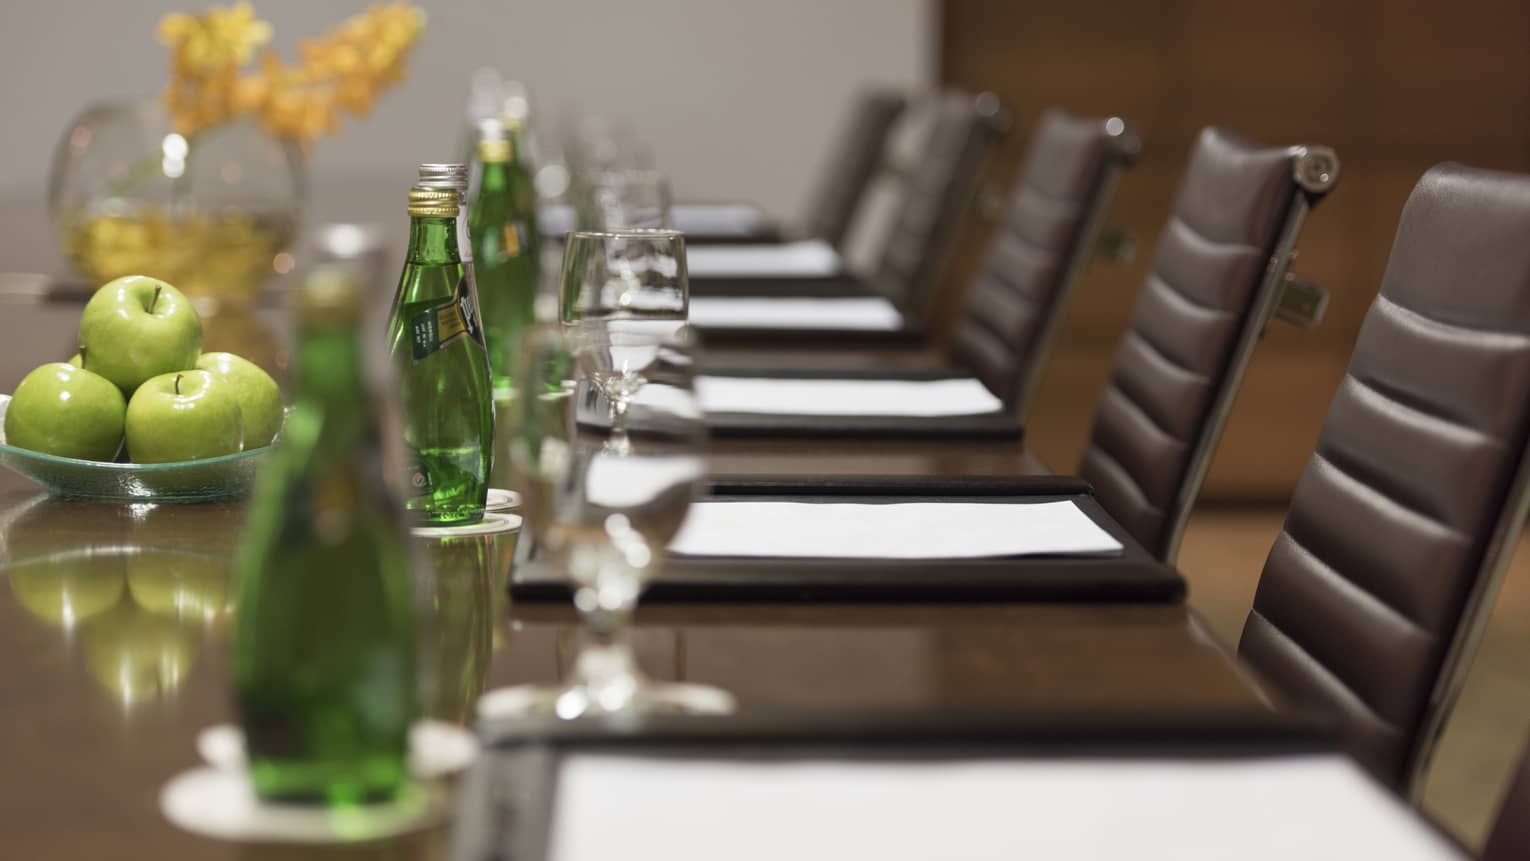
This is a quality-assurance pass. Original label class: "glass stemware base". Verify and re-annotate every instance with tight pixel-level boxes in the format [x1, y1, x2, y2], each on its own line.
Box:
[478, 678, 736, 720]
[478, 633, 733, 719]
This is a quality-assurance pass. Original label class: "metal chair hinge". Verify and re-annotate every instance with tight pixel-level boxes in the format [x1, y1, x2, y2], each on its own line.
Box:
[1275, 274, 1328, 328]
[973, 183, 1008, 221]
[1094, 227, 1135, 265]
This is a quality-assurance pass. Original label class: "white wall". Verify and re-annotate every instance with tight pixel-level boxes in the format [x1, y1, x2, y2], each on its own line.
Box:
[0, 0, 933, 221]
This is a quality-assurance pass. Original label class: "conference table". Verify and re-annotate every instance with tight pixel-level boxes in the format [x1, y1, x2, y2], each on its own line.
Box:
[0, 288, 1303, 859]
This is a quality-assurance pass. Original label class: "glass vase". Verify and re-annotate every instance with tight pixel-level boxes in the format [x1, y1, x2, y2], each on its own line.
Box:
[48, 99, 306, 310]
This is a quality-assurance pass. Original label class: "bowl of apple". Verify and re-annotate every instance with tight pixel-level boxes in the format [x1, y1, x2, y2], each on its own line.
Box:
[0, 275, 283, 502]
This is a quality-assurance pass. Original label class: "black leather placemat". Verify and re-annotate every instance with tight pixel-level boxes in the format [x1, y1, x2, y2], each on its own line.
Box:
[455, 709, 1338, 861]
[704, 474, 1093, 497]
[511, 477, 1183, 603]
[477, 707, 1338, 756]
[682, 228, 785, 245]
[696, 322, 928, 346]
[699, 367, 1022, 440]
[689, 273, 865, 297]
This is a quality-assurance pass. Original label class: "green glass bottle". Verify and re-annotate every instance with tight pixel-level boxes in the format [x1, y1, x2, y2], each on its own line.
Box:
[387, 166, 496, 525]
[470, 119, 541, 394]
[234, 270, 418, 806]
[505, 115, 544, 286]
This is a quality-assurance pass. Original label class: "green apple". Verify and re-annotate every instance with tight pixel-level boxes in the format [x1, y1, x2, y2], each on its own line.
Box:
[67, 353, 82, 368]
[195, 352, 283, 448]
[78, 275, 202, 393]
[125, 370, 243, 463]
[4, 362, 126, 460]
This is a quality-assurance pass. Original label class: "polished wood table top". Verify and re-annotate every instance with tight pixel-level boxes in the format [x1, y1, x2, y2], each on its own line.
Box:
[0, 293, 1275, 859]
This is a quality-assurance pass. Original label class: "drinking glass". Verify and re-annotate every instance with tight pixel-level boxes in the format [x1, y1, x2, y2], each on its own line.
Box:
[559, 228, 687, 322]
[563, 116, 653, 230]
[559, 229, 688, 448]
[478, 324, 731, 718]
[590, 169, 672, 230]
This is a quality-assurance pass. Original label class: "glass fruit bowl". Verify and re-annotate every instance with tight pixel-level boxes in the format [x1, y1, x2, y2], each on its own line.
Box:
[0, 395, 272, 502]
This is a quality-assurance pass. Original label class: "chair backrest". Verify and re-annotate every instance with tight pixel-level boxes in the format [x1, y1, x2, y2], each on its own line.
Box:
[1238, 164, 1530, 796]
[802, 90, 907, 249]
[948, 109, 1140, 412]
[1484, 738, 1530, 861]
[868, 90, 1009, 319]
[1078, 127, 1338, 563]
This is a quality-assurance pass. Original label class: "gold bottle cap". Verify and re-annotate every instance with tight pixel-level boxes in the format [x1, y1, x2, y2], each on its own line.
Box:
[408, 186, 458, 218]
[478, 138, 511, 163]
[477, 118, 513, 163]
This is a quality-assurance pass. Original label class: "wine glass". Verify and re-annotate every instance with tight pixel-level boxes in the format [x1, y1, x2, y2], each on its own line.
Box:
[478, 324, 731, 718]
[563, 116, 654, 230]
[559, 228, 687, 322]
[559, 229, 688, 446]
[590, 168, 672, 230]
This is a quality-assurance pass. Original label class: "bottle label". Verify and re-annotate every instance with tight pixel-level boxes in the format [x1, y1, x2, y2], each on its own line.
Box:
[501, 221, 527, 258]
[408, 276, 484, 360]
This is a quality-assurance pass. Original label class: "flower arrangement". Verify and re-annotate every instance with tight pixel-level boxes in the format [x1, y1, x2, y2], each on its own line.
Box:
[50, 3, 427, 307]
[158, 1, 427, 147]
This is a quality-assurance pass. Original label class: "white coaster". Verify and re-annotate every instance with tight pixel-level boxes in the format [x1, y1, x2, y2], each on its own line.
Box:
[485, 488, 522, 512]
[161, 768, 447, 844]
[161, 720, 480, 844]
[196, 720, 480, 779]
[411, 512, 523, 539]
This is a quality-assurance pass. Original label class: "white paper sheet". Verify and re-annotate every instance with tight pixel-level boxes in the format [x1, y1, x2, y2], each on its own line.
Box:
[539, 204, 771, 238]
[671, 204, 770, 235]
[549, 754, 1464, 861]
[688, 297, 905, 331]
[584, 452, 706, 509]
[685, 240, 842, 278]
[695, 376, 1003, 417]
[668, 500, 1123, 559]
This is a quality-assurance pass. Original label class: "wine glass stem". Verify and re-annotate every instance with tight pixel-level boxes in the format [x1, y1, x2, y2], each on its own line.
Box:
[571, 585, 642, 710]
[609, 397, 632, 455]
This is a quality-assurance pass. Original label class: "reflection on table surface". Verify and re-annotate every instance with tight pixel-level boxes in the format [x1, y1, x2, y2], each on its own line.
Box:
[2, 496, 236, 707]
[0, 463, 1277, 858]
[0, 294, 1250, 857]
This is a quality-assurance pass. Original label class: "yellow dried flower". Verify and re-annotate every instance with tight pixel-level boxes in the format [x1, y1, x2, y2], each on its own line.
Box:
[157, 2, 424, 145]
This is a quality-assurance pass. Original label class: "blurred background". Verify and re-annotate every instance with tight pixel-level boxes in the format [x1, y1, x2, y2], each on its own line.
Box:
[7, 0, 1529, 501]
[0, 0, 930, 215]
[3, 0, 1530, 845]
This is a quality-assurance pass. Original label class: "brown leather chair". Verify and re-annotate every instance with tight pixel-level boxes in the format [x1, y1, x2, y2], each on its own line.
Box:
[948, 109, 1140, 411]
[691, 90, 1008, 324]
[1483, 738, 1530, 860]
[1079, 127, 1339, 563]
[1238, 163, 1530, 796]
[702, 110, 1139, 405]
[802, 91, 907, 250]
[869, 90, 1010, 319]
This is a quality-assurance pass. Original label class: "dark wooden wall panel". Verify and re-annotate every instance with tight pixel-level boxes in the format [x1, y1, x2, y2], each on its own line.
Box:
[939, 0, 1530, 500]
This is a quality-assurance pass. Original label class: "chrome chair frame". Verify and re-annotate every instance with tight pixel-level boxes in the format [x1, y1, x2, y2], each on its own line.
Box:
[1407, 433, 1530, 799]
[1158, 145, 1341, 564]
